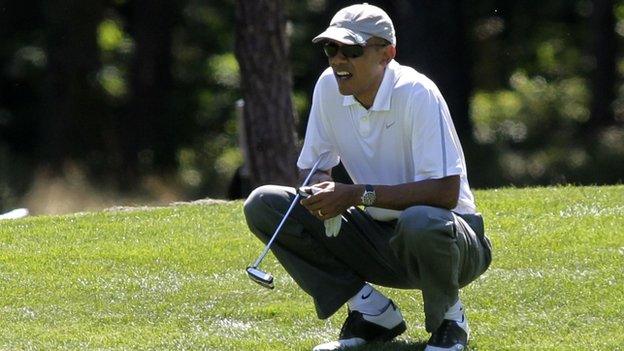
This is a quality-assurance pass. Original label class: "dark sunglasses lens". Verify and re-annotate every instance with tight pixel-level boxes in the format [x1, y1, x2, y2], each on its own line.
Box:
[342, 45, 364, 58]
[323, 43, 338, 57]
[323, 43, 364, 58]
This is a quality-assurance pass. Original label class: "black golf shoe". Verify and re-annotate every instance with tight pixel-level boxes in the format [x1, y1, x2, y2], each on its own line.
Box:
[312, 300, 406, 351]
[424, 315, 470, 351]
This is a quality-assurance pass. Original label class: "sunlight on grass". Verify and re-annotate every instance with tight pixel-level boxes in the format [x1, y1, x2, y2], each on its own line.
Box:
[0, 185, 622, 350]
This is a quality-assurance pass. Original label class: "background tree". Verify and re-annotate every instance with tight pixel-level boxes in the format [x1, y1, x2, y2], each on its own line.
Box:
[588, 0, 616, 128]
[122, 0, 179, 188]
[387, 0, 474, 144]
[234, 0, 298, 188]
[41, 0, 106, 173]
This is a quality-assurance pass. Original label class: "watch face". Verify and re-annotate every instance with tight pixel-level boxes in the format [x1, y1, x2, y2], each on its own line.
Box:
[362, 191, 375, 206]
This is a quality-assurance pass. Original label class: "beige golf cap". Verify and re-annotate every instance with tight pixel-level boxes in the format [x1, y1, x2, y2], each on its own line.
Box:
[312, 3, 396, 45]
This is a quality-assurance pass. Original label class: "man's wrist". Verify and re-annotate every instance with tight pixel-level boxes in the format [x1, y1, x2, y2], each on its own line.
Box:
[351, 184, 366, 206]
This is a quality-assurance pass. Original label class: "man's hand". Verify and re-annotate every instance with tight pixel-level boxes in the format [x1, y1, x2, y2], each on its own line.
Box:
[300, 182, 361, 220]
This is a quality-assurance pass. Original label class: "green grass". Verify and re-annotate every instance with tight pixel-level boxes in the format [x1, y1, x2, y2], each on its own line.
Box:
[0, 185, 622, 350]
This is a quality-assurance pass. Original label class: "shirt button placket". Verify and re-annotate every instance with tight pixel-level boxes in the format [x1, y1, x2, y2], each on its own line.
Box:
[360, 112, 371, 136]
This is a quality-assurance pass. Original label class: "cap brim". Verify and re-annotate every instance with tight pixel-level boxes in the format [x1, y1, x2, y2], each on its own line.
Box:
[312, 26, 370, 45]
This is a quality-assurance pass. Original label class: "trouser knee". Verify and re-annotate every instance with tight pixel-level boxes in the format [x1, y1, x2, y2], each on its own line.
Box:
[392, 205, 454, 252]
[243, 185, 291, 239]
[243, 185, 265, 221]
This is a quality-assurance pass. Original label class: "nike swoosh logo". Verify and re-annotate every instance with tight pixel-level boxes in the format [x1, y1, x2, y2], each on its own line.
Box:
[361, 290, 373, 299]
[385, 121, 396, 129]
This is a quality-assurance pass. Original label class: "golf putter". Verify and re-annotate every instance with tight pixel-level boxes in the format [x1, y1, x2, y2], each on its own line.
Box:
[246, 156, 324, 289]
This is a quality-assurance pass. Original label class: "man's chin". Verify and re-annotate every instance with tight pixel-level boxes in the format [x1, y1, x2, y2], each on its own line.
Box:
[336, 84, 353, 96]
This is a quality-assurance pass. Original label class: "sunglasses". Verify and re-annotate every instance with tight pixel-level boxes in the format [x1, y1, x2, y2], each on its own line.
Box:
[322, 42, 388, 59]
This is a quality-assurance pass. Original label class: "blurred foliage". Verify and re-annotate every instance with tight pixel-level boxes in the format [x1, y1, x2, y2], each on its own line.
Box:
[472, 71, 591, 183]
[467, 0, 624, 187]
[1, 0, 623, 212]
[168, 0, 241, 198]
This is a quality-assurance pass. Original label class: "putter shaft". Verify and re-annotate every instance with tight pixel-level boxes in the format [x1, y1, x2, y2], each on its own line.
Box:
[249, 156, 324, 269]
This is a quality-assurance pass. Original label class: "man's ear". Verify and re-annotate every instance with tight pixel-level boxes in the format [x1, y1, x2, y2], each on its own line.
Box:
[381, 45, 396, 65]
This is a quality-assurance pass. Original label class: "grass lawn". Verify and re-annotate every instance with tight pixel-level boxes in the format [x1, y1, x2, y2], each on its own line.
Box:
[0, 185, 622, 350]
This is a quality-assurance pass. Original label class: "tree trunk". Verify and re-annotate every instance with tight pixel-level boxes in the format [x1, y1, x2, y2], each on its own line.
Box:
[42, 0, 105, 173]
[123, 0, 177, 187]
[234, 0, 298, 188]
[588, 0, 615, 127]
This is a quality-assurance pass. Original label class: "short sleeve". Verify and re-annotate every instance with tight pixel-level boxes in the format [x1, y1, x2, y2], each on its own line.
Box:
[409, 88, 464, 181]
[297, 76, 340, 171]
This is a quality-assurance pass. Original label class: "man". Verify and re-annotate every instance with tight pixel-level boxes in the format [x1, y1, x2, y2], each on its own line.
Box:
[243, 3, 492, 351]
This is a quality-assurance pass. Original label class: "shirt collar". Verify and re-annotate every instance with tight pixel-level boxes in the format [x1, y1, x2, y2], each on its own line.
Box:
[342, 60, 397, 111]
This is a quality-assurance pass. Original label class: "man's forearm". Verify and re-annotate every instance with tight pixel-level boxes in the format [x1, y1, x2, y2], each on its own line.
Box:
[353, 175, 460, 210]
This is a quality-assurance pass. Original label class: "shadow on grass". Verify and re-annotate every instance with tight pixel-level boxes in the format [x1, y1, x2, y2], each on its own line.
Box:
[348, 340, 427, 350]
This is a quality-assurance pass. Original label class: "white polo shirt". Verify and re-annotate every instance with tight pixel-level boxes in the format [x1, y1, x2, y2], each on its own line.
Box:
[297, 60, 476, 219]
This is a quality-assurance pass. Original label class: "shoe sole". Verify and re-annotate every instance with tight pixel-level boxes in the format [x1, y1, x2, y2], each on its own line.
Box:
[313, 321, 407, 351]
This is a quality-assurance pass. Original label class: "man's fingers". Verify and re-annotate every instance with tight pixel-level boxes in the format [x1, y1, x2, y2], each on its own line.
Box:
[300, 191, 325, 206]
[312, 208, 337, 220]
[300, 196, 337, 219]
[313, 181, 332, 189]
[298, 187, 313, 198]
[301, 199, 323, 213]
[297, 182, 341, 219]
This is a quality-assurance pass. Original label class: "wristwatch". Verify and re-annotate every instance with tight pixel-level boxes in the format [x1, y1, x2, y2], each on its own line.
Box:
[361, 184, 376, 206]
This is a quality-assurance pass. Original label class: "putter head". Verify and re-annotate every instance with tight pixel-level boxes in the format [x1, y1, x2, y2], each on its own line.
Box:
[246, 266, 274, 289]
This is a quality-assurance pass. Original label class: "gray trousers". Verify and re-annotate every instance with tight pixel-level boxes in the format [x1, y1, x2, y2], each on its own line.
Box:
[243, 185, 492, 332]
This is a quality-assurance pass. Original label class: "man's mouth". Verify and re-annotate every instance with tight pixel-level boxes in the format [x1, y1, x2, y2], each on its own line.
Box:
[334, 70, 353, 81]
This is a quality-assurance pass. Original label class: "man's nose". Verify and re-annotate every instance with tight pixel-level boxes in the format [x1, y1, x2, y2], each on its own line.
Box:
[329, 51, 348, 64]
